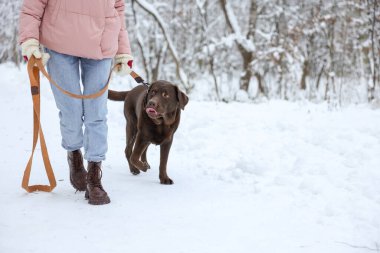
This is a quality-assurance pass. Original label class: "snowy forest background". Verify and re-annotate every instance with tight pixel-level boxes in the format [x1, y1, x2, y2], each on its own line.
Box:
[0, 0, 379, 104]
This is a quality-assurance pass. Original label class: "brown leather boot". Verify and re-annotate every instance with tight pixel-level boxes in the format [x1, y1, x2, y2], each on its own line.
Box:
[67, 150, 87, 191]
[85, 162, 111, 205]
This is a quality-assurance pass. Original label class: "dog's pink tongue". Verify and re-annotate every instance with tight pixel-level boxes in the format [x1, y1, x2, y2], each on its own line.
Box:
[146, 108, 157, 115]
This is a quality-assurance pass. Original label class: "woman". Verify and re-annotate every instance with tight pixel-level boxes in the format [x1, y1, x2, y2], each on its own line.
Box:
[19, 0, 133, 205]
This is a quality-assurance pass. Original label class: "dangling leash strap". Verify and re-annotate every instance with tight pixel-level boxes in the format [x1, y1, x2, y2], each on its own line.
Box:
[22, 57, 57, 192]
[33, 57, 117, 99]
[22, 56, 149, 192]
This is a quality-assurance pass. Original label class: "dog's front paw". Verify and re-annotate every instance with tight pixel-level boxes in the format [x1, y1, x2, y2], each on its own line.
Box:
[160, 176, 174, 185]
[132, 159, 150, 172]
[139, 162, 150, 172]
[130, 167, 140, 175]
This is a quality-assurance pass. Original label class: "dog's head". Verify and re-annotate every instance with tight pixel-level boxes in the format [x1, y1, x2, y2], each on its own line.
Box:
[144, 81, 188, 120]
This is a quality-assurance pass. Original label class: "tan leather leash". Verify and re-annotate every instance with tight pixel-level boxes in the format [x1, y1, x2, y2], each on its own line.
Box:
[22, 56, 147, 192]
[22, 56, 57, 192]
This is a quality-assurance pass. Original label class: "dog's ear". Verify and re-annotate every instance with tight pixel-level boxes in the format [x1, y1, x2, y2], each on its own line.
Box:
[175, 86, 189, 110]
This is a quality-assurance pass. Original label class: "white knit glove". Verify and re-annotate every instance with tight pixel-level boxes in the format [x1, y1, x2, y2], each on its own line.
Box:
[21, 38, 50, 66]
[114, 54, 133, 76]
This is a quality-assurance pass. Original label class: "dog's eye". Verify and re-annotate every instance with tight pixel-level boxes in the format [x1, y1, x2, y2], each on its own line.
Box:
[162, 92, 169, 98]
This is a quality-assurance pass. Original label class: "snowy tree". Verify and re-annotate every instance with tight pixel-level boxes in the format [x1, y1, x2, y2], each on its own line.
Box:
[0, 1, 22, 65]
[366, 0, 380, 101]
[219, 0, 256, 94]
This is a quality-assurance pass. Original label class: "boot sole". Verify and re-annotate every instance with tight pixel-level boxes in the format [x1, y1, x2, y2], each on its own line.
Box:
[85, 190, 111, 205]
[88, 198, 111, 205]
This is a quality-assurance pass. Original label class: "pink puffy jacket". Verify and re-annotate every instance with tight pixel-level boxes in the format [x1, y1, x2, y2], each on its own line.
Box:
[19, 0, 132, 59]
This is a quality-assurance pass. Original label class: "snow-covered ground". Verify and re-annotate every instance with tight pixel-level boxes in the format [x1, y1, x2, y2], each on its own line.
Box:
[0, 62, 380, 253]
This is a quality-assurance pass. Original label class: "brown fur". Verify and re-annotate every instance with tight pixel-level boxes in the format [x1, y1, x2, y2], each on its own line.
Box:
[108, 81, 189, 184]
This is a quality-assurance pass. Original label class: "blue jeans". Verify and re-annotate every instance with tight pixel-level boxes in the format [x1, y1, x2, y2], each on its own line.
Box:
[46, 48, 112, 162]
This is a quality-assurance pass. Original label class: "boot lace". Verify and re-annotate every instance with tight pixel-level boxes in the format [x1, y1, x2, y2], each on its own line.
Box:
[88, 165, 104, 190]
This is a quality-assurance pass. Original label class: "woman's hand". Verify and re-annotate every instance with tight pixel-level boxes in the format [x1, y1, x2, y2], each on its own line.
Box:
[114, 54, 133, 76]
[21, 38, 50, 66]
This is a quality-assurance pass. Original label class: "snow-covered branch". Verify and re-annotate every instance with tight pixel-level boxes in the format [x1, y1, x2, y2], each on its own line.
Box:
[220, 0, 255, 52]
[134, 0, 189, 88]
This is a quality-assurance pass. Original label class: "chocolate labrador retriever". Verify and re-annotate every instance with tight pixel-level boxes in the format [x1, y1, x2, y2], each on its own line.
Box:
[108, 81, 188, 184]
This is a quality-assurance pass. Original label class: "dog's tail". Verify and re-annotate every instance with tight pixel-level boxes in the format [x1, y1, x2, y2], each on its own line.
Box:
[108, 90, 128, 101]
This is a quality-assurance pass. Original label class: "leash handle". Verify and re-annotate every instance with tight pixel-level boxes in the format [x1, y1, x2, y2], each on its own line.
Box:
[22, 57, 57, 192]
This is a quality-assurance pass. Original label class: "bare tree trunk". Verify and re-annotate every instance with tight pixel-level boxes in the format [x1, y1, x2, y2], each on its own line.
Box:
[368, 0, 378, 101]
[325, 3, 337, 103]
[197, 0, 221, 100]
[131, 0, 150, 82]
[151, 43, 167, 82]
[301, 4, 319, 93]
[324, 78, 329, 100]
[255, 73, 266, 96]
[220, 0, 256, 92]
[274, 0, 287, 99]
[316, 63, 325, 92]
[300, 60, 309, 90]
[240, 54, 254, 92]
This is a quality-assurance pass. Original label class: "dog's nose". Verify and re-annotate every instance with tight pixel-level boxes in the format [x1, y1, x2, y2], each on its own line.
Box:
[148, 100, 157, 108]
